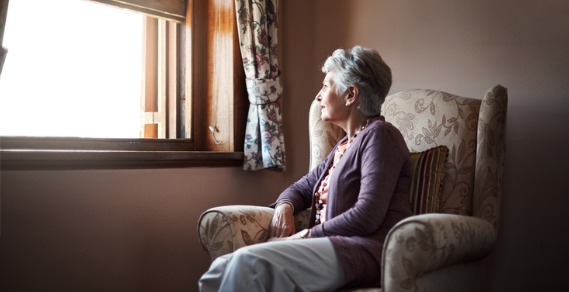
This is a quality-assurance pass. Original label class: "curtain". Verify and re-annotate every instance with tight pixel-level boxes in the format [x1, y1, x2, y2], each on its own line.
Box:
[235, 0, 286, 171]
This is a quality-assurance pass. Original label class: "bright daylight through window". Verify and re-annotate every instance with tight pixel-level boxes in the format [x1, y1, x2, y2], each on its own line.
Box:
[0, 0, 143, 138]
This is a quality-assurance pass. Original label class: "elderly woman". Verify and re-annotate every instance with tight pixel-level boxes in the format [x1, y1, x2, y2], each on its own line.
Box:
[199, 46, 412, 291]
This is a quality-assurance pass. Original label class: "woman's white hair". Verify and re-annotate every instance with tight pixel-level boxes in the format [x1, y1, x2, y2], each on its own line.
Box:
[321, 46, 392, 117]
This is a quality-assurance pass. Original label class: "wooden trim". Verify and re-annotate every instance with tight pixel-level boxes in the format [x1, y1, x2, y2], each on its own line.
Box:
[89, 0, 186, 23]
[1, 136, 195, 151]
[189, 0, 206, 149]
[203, 0, 245, 151]
[1, 150, 243, 170]
[168, 21, 179, 138]
[179, 0, 194, 141]
[232, 7, 247, 152]
[0, 137, 244, 170]
[1, 0, 8, 75]
[0, 0, 8, 42]
[157, 19, 168, 138]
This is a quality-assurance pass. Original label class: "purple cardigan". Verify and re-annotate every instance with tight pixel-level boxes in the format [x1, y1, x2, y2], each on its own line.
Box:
[274, 117, 412, 288]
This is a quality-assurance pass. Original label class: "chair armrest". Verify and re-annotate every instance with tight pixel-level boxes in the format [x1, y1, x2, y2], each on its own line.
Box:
[197, 205, 311, 261]
[198, 205, 274, 261]
[382, 214, 496, 291]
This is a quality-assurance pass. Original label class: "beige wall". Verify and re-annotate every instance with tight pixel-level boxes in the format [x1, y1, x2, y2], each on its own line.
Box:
[1, 0, 568, 291]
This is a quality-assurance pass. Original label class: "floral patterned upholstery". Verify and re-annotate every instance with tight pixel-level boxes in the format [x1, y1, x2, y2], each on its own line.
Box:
[198, 206, 311, 261]
[198, 85, 508, 291]
[381, 214, 495, 291]
[382, 85, 507, 228]
[473, 85, 508, 229]
[308, 99, 346, 171]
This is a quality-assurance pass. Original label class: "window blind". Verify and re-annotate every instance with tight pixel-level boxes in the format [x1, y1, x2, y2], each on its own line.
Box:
[89, 0, 186, 22]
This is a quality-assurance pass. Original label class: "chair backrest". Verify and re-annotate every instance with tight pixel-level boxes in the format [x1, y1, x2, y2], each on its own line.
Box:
[308, 85, 507, 229]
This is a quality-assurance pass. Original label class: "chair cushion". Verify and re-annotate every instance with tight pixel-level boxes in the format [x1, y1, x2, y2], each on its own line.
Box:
[409, 146, 449, 214]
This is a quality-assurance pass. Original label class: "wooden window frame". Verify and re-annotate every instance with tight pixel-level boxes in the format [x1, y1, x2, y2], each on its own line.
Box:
[0, 0, 247, 170]
[0, 0, 6, 75]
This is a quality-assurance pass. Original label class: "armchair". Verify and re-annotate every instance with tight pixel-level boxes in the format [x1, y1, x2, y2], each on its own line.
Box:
[198, 85, 508, 291]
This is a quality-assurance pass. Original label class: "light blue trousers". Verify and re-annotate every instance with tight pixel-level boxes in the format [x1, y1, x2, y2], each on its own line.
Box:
[199, 238, 345, 292]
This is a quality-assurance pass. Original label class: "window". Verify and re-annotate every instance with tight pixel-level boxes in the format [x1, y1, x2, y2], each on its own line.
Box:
[0, 0, 143, 138]
[0, 0, 247, 169]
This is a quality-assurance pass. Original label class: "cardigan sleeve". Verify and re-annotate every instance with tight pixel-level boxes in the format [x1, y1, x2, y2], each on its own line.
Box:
[270, 143, 338, 215]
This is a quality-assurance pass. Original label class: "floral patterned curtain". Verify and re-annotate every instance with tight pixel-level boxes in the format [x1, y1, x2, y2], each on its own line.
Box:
[235, 0, 286, 171]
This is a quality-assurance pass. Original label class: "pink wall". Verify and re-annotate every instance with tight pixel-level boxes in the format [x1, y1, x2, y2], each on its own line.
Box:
[0, 168, 296, 290]
[2, 0, 569, 291]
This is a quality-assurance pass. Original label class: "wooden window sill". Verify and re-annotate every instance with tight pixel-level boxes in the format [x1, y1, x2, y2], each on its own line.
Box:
[0, 150, 244, 170]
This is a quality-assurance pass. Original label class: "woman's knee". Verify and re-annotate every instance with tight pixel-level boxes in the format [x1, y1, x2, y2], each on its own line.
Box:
[230, 246, 263, 268]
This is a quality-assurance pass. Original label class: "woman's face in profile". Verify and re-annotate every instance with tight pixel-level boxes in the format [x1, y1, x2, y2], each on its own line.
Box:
[316, 72, 349, 124]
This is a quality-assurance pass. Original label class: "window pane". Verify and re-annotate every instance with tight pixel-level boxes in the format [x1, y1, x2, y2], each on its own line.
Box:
[0, 0, 143, 138]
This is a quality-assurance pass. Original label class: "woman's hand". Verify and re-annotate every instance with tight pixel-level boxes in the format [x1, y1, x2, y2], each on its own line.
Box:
[268, 229, 311, 242]
[269, 202, 296, 239]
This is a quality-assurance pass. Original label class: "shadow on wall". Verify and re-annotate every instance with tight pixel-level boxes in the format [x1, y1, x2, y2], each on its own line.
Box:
[281, 0, 351, 176]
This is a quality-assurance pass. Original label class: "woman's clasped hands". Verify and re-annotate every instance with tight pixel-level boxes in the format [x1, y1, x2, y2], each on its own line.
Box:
[268, 202, 309, 241]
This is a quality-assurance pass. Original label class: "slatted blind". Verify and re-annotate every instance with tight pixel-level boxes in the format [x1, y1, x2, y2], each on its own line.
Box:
[89, 0, 186, 22]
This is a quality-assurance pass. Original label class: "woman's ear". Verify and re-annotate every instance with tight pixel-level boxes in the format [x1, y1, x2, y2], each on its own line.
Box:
[345, 85, 360, 106]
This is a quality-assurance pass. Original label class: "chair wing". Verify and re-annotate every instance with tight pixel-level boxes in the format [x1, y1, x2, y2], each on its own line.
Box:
[473, 85, 508, 229]
[308, 99, 345, 170]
